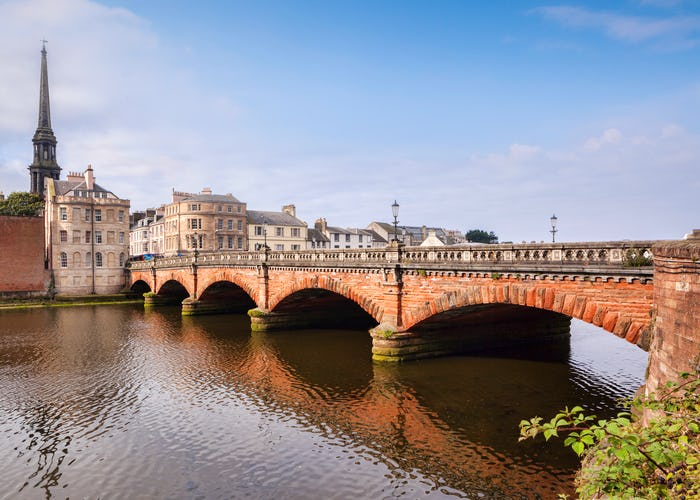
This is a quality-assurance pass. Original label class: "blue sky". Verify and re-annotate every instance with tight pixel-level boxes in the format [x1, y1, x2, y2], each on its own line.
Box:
[0, 0, 698, 242]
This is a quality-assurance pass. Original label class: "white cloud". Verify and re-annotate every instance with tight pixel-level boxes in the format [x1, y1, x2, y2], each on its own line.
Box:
[533, 5, 700, 48]
[583, 128, 623, 151]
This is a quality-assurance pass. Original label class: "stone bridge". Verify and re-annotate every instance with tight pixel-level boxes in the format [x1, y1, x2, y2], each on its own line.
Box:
[129, 241, 663, 361]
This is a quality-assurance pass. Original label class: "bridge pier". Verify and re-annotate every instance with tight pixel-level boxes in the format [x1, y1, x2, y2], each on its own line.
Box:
[182, 297, 251, 316]
[144, 294, 182, 307]
[248, 307, 375, 332]
[371, 306, 572, 362]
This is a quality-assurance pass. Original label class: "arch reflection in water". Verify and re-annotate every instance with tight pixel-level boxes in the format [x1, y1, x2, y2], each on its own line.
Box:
[0, 305, 646, 499]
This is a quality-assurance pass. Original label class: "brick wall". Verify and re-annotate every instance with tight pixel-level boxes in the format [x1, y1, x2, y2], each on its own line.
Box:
[0, 215, 48, 296]
[645, 239, 700, 395]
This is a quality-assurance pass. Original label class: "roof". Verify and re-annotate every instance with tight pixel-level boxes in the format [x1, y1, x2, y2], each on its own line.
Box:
[54, 179, 114, 197]
[182, 193, 242, 203]
[247, 210, 306, 227]
[307, 228, 330, 242]
[366, 230, 387, 243]
[326, 226, 375, 236]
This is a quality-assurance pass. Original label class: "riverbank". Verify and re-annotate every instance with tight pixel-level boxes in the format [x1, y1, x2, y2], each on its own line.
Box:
[0, 293, 143, 310]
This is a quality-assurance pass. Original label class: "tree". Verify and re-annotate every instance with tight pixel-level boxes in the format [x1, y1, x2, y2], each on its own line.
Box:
[0, 192, 44, 216]
[466, 229, 498, 244]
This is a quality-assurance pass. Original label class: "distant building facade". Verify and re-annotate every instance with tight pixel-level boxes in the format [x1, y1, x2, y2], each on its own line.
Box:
[45, 166, 130, 294]
[248, 205, 307, 251]
[162, 188, 247, 256]
[314, 218, 384, 249]
[367, 221, 465, 246]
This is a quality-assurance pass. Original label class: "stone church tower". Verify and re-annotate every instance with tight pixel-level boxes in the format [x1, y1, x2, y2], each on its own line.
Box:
[28, 42, 61, 198]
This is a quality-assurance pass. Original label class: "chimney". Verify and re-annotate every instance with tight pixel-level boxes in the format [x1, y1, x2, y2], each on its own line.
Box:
[67, 171, 83, 182]
[282, 204, 296, 217]
[201, 187, 212, 195]
[315, 217, 327, 233]
[422, 225, 427, 241]
[84, 164, 95, 190]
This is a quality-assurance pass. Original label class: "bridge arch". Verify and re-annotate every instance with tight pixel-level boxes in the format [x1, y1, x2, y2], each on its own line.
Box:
[269, 274, 384, 325]
[198, 272, 259, 307]
[156, 279, 192, 301]
[402, 281, 652, 349]
[130, 279, 151, 296]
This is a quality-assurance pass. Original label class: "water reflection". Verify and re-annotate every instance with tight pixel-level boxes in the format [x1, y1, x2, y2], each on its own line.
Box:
[0, 305, 647, 499]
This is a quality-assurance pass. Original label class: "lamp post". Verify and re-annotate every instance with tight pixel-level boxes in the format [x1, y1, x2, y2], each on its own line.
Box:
[263, 221, 268, 250]
[193, 231, 199, 260]
[391, 200, 400, 242]
[550, 214, 558, 243]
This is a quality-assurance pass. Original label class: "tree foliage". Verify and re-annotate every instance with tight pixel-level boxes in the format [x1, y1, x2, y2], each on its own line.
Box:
[519, 371, 700, 498]
[0, 192, 44, 216]
[466, 229, 498, 244]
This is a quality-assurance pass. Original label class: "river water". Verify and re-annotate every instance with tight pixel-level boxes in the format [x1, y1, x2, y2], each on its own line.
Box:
[0, 304, 647, 499]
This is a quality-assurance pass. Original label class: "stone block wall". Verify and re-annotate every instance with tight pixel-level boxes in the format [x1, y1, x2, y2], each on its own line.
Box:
[645, 238, 700, 396]
[0, 215, 48, 297]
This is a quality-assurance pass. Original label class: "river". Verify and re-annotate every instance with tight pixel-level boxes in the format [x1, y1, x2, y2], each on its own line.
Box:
[0, 304, 647, 499]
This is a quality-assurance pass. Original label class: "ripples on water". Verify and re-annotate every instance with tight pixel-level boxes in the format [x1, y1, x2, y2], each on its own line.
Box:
[0, 305, 647, 499]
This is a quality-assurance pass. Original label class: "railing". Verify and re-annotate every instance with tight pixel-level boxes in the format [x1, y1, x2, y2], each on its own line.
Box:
[129, 241, 658, 272]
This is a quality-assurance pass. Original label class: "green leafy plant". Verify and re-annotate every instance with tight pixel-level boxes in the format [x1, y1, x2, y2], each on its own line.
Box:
[624, 248, 653, 267]
[491, 272, 502, 280]
[417, 269, 427, 277]
[519, 372, 700, 498]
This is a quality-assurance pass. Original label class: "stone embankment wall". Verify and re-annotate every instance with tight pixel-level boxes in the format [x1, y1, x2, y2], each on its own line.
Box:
[0, 215, 48, 297]
[645, 236, 700, 396]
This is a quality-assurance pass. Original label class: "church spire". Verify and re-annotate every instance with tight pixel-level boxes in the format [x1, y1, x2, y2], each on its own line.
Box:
[28, 40, 61, 198]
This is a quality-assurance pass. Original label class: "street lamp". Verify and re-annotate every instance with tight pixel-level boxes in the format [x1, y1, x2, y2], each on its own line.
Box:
[193, 231, 199, 259]
[550, 214, 558, 243]
[263, 220, 268, 250]
[391, 200, 400, 242]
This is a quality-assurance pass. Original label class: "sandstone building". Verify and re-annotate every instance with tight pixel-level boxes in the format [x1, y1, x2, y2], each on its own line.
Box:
[247, 205, 307, 251]
[45, 167, 130, 294]
[162, 188, 247, 255]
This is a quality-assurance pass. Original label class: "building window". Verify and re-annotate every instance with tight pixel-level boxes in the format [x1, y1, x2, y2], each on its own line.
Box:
[359, 235, 363, 242]
[95, 209, 102, 222]
[119, 232, 124, 244]
[119, 252, 125, 267]
[217, 219, 223, 230]
[291, 228, 300, 237]
[85, 231, 91, 243]
[227, 219, 233, 230]
[255, 226, 263, 236]
[227, 236, 233, 249]
[218, 236, 223, 249]
[334, 234, 340, 242]
[276, 227, 284, 237]
[237, 206, 241, 213]
[60, 230, 67, 242]
[86, 252, 91, 267]
[190, 203, 200, 211]
[275, 244, 284, 251]
[60, 207, 67, 220]
[73, 230, 81, 243]
[60, 252, 68, 268]
[237, 220, 242, 231]
[188, 218, 202, 229]
[118, 210, 124, 222]
[95, 252, 103, 267]
[85, 209, 92, 221]
[292, 244, 301, 250]
[95, 231, 102, 244]
[345, 234, 351, 242]
[227, 205, 232, 213]
[237, 237, 243, 249]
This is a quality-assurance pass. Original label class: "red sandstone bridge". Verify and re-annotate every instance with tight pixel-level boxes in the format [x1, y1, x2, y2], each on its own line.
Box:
[129, 241, 660, 362]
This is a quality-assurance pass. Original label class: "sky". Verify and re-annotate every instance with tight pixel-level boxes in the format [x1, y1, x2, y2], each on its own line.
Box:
[0, 0, 698, 243]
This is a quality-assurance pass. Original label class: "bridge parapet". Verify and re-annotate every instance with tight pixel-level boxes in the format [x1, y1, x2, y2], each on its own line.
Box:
[129, 240, 657, 280]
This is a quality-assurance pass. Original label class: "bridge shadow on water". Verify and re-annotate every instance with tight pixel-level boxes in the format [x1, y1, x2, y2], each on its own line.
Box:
[172, 307, 645, 498]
